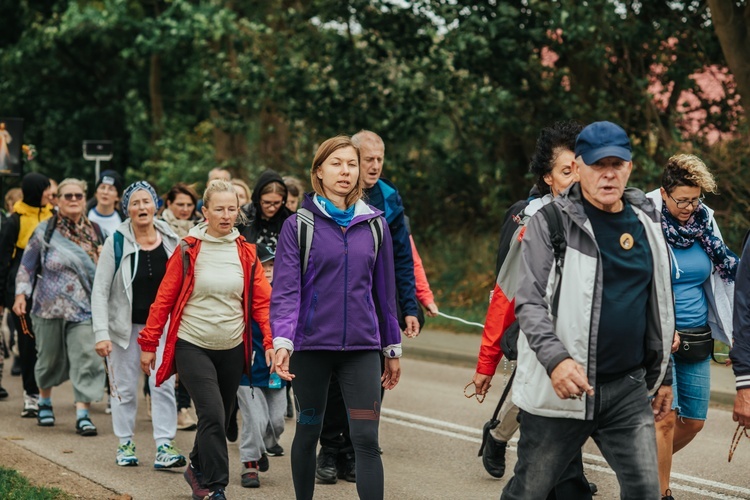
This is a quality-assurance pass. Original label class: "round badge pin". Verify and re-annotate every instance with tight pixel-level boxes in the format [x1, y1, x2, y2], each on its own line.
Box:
[620, 233, 634, 250]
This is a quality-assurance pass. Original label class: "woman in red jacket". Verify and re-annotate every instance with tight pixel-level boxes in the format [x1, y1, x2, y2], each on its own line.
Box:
[139, 180, 274, 500]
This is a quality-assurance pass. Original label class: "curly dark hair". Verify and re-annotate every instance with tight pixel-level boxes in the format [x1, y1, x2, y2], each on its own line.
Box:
[529, 120, 584, 195]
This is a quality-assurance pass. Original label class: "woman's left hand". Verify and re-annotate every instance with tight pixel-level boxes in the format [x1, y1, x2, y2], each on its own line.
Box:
[274, 348, 295, 381]
[265, 349, 276, 372]
[671, 331, 680, 353]
[382, 357, 401, 390]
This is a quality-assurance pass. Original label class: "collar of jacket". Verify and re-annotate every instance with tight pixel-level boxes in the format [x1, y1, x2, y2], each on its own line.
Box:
[301, 193, 384, 227]
[557, 182, 659, 226]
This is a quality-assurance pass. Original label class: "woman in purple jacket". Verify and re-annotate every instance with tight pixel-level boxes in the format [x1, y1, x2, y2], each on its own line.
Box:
[272, 135, 402, 500]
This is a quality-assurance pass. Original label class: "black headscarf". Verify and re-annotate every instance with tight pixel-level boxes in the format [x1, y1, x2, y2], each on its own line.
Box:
[240, 170, 293, 251]
[21, 173, 50, 208]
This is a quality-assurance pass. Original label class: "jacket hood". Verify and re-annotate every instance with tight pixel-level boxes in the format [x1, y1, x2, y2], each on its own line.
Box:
[21, 173, 50, 208]
[251, 170, 288, 206]
[14, 200, 53, 219]
[188, 221, 240, 243]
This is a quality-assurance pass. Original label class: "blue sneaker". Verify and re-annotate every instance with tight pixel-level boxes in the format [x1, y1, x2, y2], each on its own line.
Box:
[116, 441, 139, 467]
[154, 441, 186, 469]
[208, 488, 227, 500]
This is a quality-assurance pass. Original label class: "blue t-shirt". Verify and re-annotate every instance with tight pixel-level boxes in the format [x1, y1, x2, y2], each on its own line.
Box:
[671, 242, 711, 329]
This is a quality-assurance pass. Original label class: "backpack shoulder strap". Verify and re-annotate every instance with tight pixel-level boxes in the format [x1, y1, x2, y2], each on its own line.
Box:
[179, 239, 190, 279]
[90, 221, 105, 245]
[113, 231, 124, 273]
[539, 203, 566, 317]
[296, 208, 314, 276]
[539, 203, 566, 267]
[43, 212, 58, 244]
[369, 216, 384, 262]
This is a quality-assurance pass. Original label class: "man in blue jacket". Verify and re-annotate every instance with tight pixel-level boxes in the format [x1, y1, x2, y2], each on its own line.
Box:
[731, 240, 750, 428]
[314, 130, 420, 484]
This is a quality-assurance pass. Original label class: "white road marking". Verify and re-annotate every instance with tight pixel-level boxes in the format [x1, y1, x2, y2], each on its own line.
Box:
[382, 408, 750, 499]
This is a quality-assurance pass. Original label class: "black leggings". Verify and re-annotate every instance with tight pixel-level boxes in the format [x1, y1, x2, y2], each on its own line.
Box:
[175, 339, 244, 490]
[290, 350, 383, 500]
[12, 311, 38, 396]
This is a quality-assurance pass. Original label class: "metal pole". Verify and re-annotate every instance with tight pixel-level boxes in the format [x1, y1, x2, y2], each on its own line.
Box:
[95, 158, 101, 183]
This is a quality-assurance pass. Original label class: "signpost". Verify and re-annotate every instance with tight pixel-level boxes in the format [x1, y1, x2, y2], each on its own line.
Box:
[82, 140, 113, 182]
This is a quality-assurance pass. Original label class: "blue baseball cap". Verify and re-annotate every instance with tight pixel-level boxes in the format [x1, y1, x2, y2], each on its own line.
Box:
[574, 121, 632, 165]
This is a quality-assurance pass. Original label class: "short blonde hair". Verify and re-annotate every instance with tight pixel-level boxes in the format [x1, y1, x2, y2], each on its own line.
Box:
[202, 180, 248, 225]
[310, 136, 362, 208]
[231, 179, 252, 203]
[57, 178, 88, 196]
[662, 154, 717, 194]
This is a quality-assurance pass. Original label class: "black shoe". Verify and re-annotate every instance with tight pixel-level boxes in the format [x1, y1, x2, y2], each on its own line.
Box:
[315, 447, 338, 484]
[10, 356, 21, 376]
[0, 386, 8, 399]
[589, 482, 598, 496]
[337, 452, 356, 483]
[662, 489, 674, 500]
[226, 407, 238, 443]
[482, 434, 507, 479]
[266, 444, 284, 456]
[258, 453, 269, 472]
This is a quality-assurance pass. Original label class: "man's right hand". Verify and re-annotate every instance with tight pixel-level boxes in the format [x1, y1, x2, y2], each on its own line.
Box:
[473, 372, 493, 396]
[733, 388, 750, 427]
[550, 358, 594, 400]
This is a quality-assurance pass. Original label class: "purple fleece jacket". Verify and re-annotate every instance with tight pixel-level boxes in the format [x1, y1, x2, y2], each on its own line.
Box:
[271, 195, 401, 354]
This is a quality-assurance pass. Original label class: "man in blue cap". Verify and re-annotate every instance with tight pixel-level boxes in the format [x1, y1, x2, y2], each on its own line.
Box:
[501, 122, 675, 499]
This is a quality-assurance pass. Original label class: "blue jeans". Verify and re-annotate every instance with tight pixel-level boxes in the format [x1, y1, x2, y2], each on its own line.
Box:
[501, 368, 660, 500]
[671, 354, 710, 420]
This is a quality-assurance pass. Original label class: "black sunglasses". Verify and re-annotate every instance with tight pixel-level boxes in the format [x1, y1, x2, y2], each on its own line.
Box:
[61, 193, 84, 201]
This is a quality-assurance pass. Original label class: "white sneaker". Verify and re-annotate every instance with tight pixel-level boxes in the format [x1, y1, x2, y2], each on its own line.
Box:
[116, 441, 139, 466]
[154, 441, 186, 469]
[21, 392, 39, 418]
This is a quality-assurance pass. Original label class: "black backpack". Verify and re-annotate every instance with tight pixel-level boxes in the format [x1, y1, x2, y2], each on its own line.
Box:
[498, 202, 566, 361]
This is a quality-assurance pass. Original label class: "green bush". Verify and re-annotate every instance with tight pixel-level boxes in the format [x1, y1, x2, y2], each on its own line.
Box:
[0, 467, 70, 500]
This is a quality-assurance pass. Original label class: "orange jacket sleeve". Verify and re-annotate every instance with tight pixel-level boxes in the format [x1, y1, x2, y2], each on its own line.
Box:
[410, 235, 434, 307]
[138, 244, 187, 352]
[476, 283, 516, 376]
[251, 257, 273, 351]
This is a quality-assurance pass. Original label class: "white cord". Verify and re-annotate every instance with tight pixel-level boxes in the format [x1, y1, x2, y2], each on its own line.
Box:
[436, 311, 484, 329]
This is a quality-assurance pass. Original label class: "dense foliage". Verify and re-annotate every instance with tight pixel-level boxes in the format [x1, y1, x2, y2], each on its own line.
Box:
[1, 2, 748, 262]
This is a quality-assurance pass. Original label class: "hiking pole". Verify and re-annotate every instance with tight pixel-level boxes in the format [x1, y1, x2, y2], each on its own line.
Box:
[436, 311, 484, 329]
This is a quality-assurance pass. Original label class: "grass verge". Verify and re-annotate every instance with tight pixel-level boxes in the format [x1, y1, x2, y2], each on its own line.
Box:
[0, 467, 71, 499]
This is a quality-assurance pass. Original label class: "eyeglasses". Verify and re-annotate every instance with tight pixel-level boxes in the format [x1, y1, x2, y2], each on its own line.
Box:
[729, 423, 749, 462]
[463, 381, 486, 404]
[61, 192, 84, 201]
[260, 200, 283, 209]
[668, 194, 703, 209]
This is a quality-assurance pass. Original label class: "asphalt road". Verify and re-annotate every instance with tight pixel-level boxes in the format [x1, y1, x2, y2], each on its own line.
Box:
[1, 356, 749, 499]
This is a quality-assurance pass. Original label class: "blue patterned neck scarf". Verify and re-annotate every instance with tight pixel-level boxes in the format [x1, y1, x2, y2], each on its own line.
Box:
[317, 196, 356, 227]
[661, 203, 738, 283]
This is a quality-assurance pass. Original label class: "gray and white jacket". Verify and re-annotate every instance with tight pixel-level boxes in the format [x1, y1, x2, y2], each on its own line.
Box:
[92, 219, 179, 349]
[512, 183, 674, 420]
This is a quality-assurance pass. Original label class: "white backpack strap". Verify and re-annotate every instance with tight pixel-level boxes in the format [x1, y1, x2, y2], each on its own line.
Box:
[296, 208, 315, 276]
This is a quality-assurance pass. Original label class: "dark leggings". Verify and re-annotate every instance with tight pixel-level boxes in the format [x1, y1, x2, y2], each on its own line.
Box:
[175, 339, 244, 490]
[12, 311, 39, 396]
[290, 350, 383, 500]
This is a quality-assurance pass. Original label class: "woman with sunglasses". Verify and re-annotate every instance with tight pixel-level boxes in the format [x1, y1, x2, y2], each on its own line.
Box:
[646, 154, 737, 500]
[13, 178, 106, 436]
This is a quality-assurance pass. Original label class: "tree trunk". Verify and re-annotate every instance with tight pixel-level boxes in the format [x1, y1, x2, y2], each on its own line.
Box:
[149, 53, 164, 139]
[707, 0, 750, 117]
